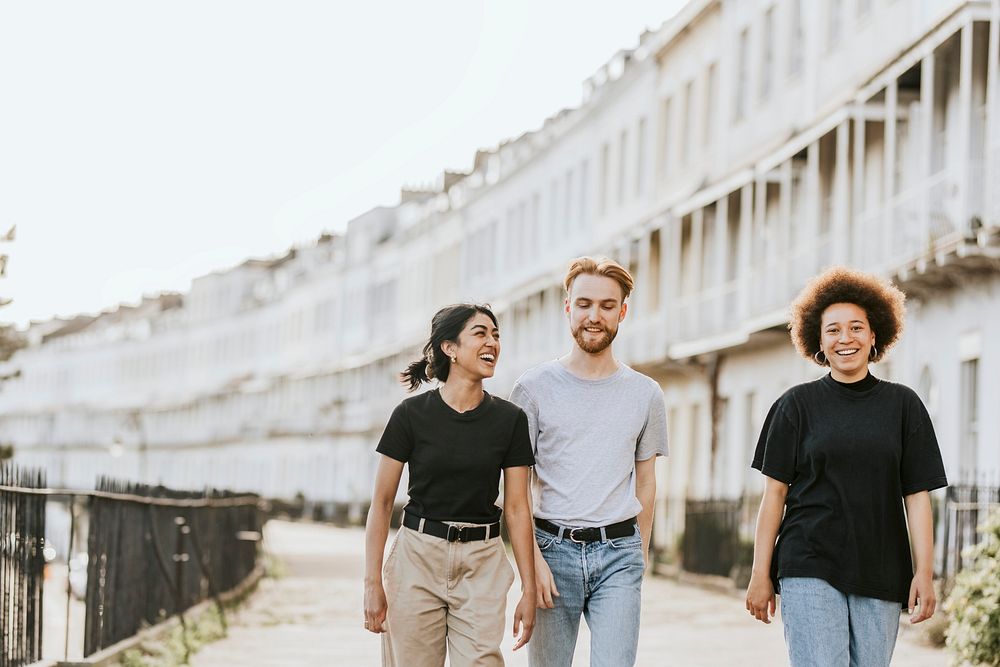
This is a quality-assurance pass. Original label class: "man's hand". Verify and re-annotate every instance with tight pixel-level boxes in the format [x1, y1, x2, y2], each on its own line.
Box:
[535, 551, 559, 608]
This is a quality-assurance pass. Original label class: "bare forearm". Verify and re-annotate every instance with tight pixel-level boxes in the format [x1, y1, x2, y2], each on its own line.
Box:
[364, 498, 393, 584]
[905, 491, 935, 576]
[637, 483, 655, 559]
[505, 501, 537, 596]
[751, 485, 787, 576]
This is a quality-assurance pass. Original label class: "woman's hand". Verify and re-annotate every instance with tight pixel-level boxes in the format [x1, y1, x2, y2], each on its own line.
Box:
[908, 571, 936, 624]
[512, 592, 536, 650]
[745, 572, 776, 624]
[904, 491, 937, 624]
[534, 551, 560, 608]
[364, 579, 388, 633]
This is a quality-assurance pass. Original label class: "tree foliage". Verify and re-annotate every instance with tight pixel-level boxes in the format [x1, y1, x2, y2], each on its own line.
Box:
[0, 324, 24, 362]
[945, 506, 1000, 666]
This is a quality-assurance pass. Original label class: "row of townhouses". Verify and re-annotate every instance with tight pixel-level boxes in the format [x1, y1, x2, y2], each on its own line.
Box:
[2, 0, 998, 570]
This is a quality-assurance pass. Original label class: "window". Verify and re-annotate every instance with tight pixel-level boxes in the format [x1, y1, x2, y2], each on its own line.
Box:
[579, 159, 589, 226]
[549, 178, 560, 236]
[788, 0, 804, 78]
[600, 143, 610, 215]
[713, 397, 730, 497]
[661, 97, 673, 176]
[531, 193, 541, 252]
[761, 7, 775, 100]
[505, 206, 518, 266]
[959, 358, 979, 479]
[704, 63, 717, 148]
[636, 117, 647, 196]
[618, 129, 628, 205]
[827, 0, 843, 51]
[564, 169, 574, 233]
[518, 200, 529, 259]
[743, 391, 760, 492]
[682, 80, 694, 165]
[734, 28, 750, 121]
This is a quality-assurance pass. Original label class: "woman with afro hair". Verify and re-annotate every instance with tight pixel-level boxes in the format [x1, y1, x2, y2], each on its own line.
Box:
[745, 267, 947, 666]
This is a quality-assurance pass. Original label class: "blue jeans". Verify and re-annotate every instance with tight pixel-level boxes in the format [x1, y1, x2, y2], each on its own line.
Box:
[779, 577, 901, 667]
[528, 524, 644, 667]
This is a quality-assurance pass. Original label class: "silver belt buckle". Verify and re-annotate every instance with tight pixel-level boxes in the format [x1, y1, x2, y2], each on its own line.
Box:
[568, 528, 587, 544]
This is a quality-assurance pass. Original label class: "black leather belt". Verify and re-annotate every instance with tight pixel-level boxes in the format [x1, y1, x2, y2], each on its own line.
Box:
[403, 511, 500, 542]
[534, 517, 637, 543]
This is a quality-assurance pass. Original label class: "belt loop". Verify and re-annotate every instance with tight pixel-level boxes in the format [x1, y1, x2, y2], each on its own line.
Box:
[555, 526, 566, 544]
[600, 526, 608, 543]
[418, 517, 426, 533]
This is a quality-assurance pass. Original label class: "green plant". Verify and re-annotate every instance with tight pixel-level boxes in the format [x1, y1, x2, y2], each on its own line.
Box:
[945, 506, 1000, 666]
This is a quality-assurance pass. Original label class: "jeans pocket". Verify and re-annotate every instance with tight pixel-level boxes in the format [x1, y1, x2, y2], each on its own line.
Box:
[534, 528, 558, 551]
[607, 534, 642, 550]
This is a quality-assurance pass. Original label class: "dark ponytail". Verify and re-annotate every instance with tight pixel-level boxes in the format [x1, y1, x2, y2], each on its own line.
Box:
[400, 349, 441, 392]
[399, 303, 498, 392]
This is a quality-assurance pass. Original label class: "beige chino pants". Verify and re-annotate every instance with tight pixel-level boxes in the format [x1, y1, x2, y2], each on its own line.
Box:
[381, 523, 515, 667]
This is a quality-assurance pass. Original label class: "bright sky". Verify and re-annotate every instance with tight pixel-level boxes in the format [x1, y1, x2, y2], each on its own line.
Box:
[0, 0, 685, 327]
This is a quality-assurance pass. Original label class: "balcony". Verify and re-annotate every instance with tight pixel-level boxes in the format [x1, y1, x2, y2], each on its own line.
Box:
[854, 161, 1000, 296]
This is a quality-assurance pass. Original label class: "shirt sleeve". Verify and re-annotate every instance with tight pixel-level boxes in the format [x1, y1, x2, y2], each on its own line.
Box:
[501, 409, 536, 468]
[751, 397, 798, 484]
[636, 386, 669, 461]
[900, 394, 948, 496]
[375, 401, 414, 463]
[508, 381, 540, 457]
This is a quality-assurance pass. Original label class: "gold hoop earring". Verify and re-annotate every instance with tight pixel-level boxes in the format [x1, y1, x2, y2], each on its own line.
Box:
[814, 350, 827, 366]
[869, 345, 878, 360]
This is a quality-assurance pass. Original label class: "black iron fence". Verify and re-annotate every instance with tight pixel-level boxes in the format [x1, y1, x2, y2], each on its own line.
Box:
[0, 466, 264, 662]
[83, 478, 263, 657]
[940, 483, 1000, 580]
[0, 464, 46, 667]
[682, 498, 744, 577]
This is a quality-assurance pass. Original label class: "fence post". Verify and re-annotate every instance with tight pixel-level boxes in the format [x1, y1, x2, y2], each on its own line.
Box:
[64, 494, 77, 661]
[173, 515, 191, 662]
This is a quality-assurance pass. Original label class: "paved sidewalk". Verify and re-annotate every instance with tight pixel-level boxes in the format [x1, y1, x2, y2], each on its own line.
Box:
[191, 521, 948, 666]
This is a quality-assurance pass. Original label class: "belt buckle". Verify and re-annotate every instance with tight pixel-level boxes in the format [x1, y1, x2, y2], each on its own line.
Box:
[568, 528, 587, 544]
[447, 525, 461, 542]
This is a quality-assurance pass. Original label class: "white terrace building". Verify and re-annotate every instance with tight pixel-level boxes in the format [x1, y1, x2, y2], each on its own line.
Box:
[0, 0, 998, 554]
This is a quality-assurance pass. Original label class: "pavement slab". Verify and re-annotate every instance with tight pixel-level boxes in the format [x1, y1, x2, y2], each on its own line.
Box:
[190, 520, 948, 666]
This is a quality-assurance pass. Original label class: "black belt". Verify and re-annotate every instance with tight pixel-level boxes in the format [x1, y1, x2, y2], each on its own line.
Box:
[403, 511, 501, 543]
[534, 517, 636, 543]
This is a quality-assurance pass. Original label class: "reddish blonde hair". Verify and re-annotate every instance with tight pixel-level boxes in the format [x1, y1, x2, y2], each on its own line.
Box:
[563, 256, 634, 300]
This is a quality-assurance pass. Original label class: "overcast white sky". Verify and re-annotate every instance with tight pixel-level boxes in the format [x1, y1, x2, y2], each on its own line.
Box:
[0, 0, 685, 327]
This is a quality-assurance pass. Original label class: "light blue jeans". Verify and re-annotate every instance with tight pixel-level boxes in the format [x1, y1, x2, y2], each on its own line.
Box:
[779, 577, 902, 667]
[528, 524, 644, 667]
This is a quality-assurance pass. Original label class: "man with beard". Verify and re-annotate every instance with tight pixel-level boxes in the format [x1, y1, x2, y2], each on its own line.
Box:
[509, 256, 668, 667]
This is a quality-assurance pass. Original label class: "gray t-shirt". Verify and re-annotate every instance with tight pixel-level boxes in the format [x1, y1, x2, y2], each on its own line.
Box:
[509, 360, 668, 527]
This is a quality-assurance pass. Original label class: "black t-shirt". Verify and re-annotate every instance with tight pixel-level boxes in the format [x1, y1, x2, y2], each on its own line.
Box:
[752, 374, 948, 605]
[376, 390, 535, 523]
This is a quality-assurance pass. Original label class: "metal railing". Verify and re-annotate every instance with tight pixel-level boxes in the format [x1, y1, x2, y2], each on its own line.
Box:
[0, 467, 264, 662]
[82, 478, 262, 657]
[682, 498, 743, 577]
[940, 483, 1000, 581]
[0, 464, 46, 667]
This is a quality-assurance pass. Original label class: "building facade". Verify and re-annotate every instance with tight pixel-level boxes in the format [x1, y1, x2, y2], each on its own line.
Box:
[1, 0, 998, 554]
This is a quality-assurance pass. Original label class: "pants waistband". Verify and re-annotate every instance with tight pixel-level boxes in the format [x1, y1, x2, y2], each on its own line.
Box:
[403, 511, 501, 542]
[534, 516, 636, 543]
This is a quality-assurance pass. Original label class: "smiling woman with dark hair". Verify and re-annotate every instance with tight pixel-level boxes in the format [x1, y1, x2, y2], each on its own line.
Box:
[745, 267, 947, 667]
[363, 303, 536, 667]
